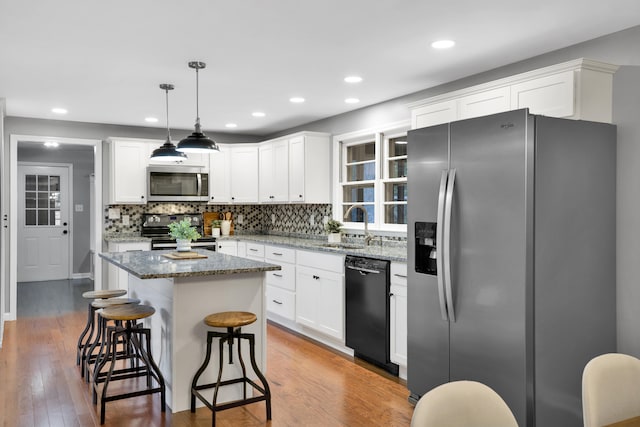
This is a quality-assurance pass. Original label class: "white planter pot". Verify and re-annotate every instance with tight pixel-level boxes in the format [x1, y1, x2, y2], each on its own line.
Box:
[176, 239, 192, 252]
[211, 228, 221, 237]
[328, 233, 341, 243]
[221, 220, 231, 236]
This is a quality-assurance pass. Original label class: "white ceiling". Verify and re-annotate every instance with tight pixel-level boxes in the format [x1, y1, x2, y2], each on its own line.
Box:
[1, 1, 639, 136]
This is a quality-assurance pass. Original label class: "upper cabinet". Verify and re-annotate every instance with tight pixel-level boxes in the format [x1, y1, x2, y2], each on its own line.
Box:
[259, 139, 289, 203]
[229, 144, 260, 203]
[104, 138, 150, 204]
[409, 58, 619, 129]
[288, 133, 331, 203]
[208, 144, 231, 204]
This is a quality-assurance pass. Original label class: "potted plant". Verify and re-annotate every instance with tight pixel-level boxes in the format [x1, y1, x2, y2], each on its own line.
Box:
[168, 219, 202, 252]
[325, 219, 343, 244]
[210, 219, 222, 237]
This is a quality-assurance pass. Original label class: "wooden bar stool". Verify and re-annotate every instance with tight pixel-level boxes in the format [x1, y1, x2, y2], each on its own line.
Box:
[191, 311, 271, 427]
[92, 304, 166, 425]
[76, 289, 127, 369]
[83, 297, 140, 381]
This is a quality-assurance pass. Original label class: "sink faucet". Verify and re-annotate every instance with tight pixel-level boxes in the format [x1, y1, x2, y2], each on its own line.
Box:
[344, 204, 374, 246]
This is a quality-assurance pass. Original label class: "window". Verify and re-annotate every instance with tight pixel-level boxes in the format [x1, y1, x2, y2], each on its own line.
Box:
[334, 121, 409, 233]
[24, 174, 61, 226]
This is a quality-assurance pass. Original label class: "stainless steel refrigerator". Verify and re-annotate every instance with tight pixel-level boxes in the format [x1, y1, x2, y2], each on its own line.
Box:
[407, 109, 616, 427]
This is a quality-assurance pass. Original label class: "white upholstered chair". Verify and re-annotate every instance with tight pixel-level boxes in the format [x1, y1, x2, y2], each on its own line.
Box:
[410, 380, 518, 427]
[582, 353, 640, 427]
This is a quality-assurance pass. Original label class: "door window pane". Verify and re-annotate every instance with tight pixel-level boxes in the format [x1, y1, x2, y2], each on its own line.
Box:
[388, 137, 407, 157]
[388, 158, 407, 179]
[24, 174, 62, 227]
[347, 142, 375, 162]
[346, 163, 376, 182]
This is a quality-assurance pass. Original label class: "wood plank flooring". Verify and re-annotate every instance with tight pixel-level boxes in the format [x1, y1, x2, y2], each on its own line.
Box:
[1, 281, 414, 426]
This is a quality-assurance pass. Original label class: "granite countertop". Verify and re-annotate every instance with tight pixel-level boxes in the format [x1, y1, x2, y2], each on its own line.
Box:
[104, 233, 152, 243]
[221, 234, 408, 262]
[99, 249, 281, 279]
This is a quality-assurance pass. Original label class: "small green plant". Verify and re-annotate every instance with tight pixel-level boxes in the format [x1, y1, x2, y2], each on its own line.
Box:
[325, 219, 343, 234]
[168, 219, 201, 241]
[210, 219, 222, 229]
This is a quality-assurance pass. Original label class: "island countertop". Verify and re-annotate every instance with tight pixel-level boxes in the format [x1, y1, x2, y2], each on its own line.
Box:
[99, 249, 281, 279]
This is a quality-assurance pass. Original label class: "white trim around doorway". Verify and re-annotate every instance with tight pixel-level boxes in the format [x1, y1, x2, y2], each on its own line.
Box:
[7, 135, 103, 321]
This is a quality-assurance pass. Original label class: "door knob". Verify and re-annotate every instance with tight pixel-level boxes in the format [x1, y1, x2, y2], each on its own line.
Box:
[63, 230, 68, 234]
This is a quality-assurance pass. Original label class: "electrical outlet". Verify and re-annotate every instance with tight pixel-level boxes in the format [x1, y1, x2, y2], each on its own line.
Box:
[309, 214, 315, 225]
[271, 214, 276, 224]
[237, 214, 243, 225]
[122, 215, 130, 226]
[108, 208, 120, 220]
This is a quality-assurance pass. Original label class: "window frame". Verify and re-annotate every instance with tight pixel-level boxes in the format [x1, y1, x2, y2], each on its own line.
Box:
[332, 120, 410, 235]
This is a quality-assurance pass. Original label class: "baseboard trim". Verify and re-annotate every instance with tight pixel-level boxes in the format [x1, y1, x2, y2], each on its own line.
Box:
[71, 273, 92, 280]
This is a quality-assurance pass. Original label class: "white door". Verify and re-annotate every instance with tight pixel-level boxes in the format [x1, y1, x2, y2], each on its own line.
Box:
[17, 164, 71, 282]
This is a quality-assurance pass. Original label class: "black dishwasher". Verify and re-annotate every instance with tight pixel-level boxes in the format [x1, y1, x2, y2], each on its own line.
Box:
[345, 255, 399, 376]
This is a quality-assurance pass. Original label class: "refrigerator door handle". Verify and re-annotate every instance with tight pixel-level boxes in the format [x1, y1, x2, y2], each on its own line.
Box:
[443, 168, 456, 322]
[436, 169, 449, 321]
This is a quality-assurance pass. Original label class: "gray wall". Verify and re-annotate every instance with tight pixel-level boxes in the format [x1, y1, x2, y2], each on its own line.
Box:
[17, 144, 95, 275]
[269, 25, 640, 356]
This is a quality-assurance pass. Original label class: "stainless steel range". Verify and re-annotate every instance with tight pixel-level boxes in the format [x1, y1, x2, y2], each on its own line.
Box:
[141, 213, 217, 251]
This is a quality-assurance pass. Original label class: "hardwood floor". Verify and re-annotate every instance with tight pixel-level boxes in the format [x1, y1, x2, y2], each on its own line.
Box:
[1, 281, 414, 426]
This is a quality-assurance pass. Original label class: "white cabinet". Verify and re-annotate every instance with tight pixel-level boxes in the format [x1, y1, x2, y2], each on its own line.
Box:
[411, 99, 457, 129]
[105, 138, 150, 204]
[288, 133, 331, 203]
[409, 58, 618, 128]
[229, 144, 259, 203]
[259, 139, 289, 202]
[106, 241, 151, 291]
[389, 262, 407, 367]
[208, 144, 231, 204]
[295, 250, 344, 340]
[245, 242, 264, 261]
[216, 240, 237, 256]
[264, 245, 296, 321]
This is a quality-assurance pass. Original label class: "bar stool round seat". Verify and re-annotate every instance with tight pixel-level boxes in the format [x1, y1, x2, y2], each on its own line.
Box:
[83, 298, 141, 381]
[92, 304, 166, 425]
[76, 289, 128, 369]
[204, 311, 257, 328]
[191, 311, 271, 427]
[82, 289, 127, 299]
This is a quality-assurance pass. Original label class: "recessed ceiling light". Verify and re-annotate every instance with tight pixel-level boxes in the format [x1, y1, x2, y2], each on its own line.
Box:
[44, 141, 59, 148]
[345, 98, 360, 104]
[289, 97, 305, 103]
[252, 112, 266, 117]
[225, 123, 238, 128]
[431, 40, 455, 49]
[51, 107, 67, 114]
[344, 76, 363, 83]
[145, 117, 159, 123]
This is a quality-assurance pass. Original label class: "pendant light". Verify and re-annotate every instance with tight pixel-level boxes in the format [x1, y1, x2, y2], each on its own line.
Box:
[150, 83, 188, 162]
[176, 61, 220, 153]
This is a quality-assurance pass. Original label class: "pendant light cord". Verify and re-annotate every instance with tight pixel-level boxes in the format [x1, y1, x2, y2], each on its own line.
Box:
[195, 67, 201, 128]
[165, 86, 171, 140]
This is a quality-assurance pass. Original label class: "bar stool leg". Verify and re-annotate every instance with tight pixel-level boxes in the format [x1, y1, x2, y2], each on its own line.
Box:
[76, 303, 95, 366]
[243, 331, 272, 421]
[191, 331, 214, 413]
[235, 328, 249, 399]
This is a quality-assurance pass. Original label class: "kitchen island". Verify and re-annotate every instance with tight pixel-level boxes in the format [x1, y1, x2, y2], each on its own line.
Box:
[99, 249, 281, 413]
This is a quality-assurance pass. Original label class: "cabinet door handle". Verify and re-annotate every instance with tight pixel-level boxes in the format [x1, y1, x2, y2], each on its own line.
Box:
[394, 274, 407, 278]
[312, 275, 320, 280]
[249, 248, 258, 252]
[272, 252, 283, 256]
[272, 299, 283, 305]
[272, 273, 283, 278]
[389, 292, 395, 298]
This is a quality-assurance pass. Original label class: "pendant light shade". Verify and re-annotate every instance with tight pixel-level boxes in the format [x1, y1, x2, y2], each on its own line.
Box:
[177, 61, 220, 153]
[150, 83, 188, 162]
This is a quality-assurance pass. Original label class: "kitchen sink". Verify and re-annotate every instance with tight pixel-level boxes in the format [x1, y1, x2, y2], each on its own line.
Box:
[319, 243, 365, 250]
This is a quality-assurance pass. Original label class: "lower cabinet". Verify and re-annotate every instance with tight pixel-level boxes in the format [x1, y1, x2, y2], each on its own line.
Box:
[106, 241, 151, 291]
[390, 263, 408, 367]
[266, 285, 295, 321]
[264, 245, 296, 321]
[216, 240, 238, 256]
[295, 250, 345, 340]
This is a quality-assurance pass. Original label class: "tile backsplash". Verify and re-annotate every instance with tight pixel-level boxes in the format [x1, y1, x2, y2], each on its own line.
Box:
[104, 203, 333, 236]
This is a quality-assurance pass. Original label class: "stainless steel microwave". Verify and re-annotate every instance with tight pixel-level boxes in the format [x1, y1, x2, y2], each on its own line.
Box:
[147, 166, 209, 202]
